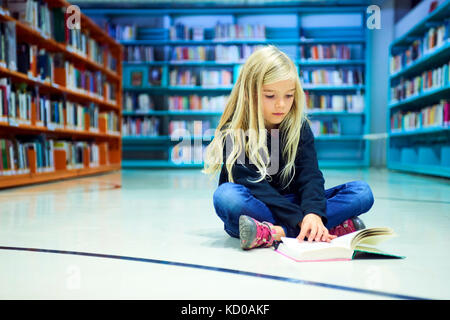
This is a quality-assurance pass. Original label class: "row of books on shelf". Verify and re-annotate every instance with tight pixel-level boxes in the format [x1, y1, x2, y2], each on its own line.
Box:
[123, 117, 357, 140]
[170, 23, 210, 41]
[0, 137, 112, 176]
[390, 19, 450, 74]
[390, 100, 450, 132]
[1, 30, 118, 103]
[122, 117, 160, 137]
[101, 111, 120, 134]
[124, 44, 365, 64]
[123, 93, 228, 114]
[67, 29, 117, 71]
[125, 93, 362, 114]
[169, 68, 233, 87]
[108, 23, 267, 41]
[169, 44, 267, 63]
[310, 119, 341, 136]
[5, 0, 53, 40]
[125, 46, 160, 63]
[1, 2, 118, 72]
[390, 61, 450, 103]
[123, 93, 154, 113]
[65, 61, 117, 103]
[129, 66, 162, 87]
[0, 137, 52, 175]
[106, 24, 137, 41]
[170, 23, 267, 41]
[54, 140, 100, 170]
[305, 93, 364, 113]
[301, 67, 364, 86]
[0, 21, 16, 71]
[169, 120, 212, 137]
[300, 44, 364, 61]
[168, 95, 227, 112]
[0, 80, 120, 133]
[214, 23, 266, 41]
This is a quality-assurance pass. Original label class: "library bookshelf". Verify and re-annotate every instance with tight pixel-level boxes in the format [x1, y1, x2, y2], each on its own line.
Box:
[387, 0, 450, 178]
[83, 5, 371, 169]
[0, 0, 123, 189]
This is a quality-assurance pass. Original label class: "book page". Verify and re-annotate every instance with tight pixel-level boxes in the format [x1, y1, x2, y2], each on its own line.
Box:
[281, 231, 356, 250]
[351, 227, 395, 248]
[278, 237, 352, 261]
[280, 237, 343, 250]
[277, 227, 396, 261]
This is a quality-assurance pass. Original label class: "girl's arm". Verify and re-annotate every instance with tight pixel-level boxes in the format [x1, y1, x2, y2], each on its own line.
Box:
[294, 121, 327, 225]
[220, 135, 305, 229]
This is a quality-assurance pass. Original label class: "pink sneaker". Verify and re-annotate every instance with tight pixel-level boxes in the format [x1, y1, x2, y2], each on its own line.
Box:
[329, 217, 366, 237]
[239, 215, 277, 250]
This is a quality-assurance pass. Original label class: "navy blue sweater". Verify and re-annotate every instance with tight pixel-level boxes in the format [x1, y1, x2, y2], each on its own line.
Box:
[218, 121, 327, 229]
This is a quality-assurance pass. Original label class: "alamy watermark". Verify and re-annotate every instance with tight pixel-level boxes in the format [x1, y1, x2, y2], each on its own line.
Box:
[367, 5, 381, 29]
[172, 128, 280, 175]
[66, 5, 81, 30]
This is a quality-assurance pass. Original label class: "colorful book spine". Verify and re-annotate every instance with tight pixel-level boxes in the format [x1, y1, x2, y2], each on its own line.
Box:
[309, 119, 341, 136]
[390, 61, 449, 103]
[300, 44, 363, 60]
[169, 120, 211, 137]
[65, 62, 105, 99]
[305, 92, 364, 113]
[123, 92, 154, 113]
[390, 100, 449, 131]
[122, 117, 160, 137]
[166, 68, 233, 87]
[0, 137, 55, 175]
[390, 19, 450, 74]
[6, 0, 52, 38]
[99, 111, 120, 134]
[54, 140, 86, 170]
[301, 68, 364, 86]
[106, 23, 137, 41]
[168, 95, 227, 112]
[125, 46, 155, 63]
[214, 23, 266, 40]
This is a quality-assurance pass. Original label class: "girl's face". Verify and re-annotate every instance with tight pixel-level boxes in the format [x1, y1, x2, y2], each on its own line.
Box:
[261, 79, 296, 130]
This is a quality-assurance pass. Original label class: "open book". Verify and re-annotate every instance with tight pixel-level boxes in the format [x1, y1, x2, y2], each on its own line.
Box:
[275, 227, 405, 262]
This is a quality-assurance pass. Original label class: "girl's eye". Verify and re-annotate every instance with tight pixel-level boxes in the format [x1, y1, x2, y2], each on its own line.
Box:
[265, 94, 293, 99]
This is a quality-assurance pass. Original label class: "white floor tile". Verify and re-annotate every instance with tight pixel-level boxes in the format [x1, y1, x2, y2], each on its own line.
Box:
[0, 168, 448, 299]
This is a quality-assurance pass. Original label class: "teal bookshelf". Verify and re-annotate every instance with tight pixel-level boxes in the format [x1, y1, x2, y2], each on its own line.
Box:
[387, 0, 450, 178]
[82, 4, 372, 169]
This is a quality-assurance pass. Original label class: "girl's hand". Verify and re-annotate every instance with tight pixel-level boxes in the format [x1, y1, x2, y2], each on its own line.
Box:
[297, 213, 337, 243]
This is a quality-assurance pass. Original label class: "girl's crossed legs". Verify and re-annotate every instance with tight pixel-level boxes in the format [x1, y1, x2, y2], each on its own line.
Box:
[213, 181, 374, 239]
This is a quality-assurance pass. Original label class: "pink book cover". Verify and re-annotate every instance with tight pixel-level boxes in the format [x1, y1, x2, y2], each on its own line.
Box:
[274, 248, 352, 263]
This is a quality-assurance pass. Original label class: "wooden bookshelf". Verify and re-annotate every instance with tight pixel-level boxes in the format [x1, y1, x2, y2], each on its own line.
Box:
[0, 0, 123, 189]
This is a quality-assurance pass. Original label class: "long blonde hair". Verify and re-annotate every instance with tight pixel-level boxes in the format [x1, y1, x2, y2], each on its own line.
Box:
[202, 45, 307, 189]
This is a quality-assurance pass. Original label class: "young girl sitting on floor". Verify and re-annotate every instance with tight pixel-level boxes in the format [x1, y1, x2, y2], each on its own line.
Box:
[202, 45, 374, 250]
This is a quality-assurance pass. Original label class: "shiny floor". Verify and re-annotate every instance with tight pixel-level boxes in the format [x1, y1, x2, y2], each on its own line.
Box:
[0, 168, 449, 300]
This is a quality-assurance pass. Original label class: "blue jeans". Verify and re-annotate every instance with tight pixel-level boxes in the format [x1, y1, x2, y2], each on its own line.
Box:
[213, 181, 374, 238]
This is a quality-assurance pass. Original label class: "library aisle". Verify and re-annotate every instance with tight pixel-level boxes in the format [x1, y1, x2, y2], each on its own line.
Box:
[0, 0, 449, 303]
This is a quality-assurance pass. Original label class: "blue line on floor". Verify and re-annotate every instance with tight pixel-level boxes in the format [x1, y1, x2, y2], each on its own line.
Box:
[0, 245, 428, 300]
